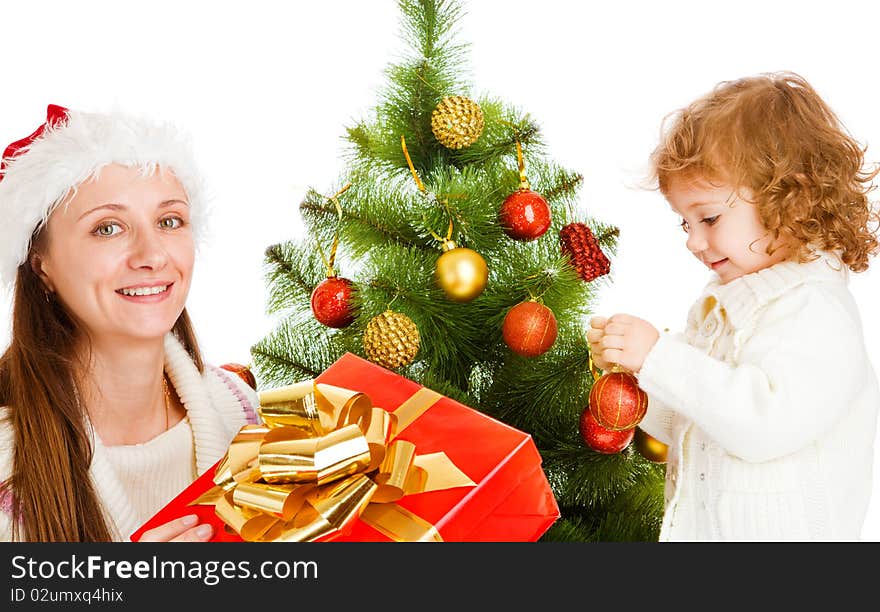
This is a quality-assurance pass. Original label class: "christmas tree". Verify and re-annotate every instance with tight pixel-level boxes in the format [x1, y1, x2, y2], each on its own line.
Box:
[251, 0, 665, 541]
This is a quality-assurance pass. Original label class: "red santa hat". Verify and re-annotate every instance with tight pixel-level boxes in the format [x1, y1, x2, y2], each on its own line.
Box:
[0, 104, 206, 288]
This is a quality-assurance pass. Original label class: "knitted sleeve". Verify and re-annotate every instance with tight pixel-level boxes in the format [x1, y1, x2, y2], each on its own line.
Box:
[636, 283, 869, 462]
[209, 366, 260, 426]
[637, 332, 683, 446]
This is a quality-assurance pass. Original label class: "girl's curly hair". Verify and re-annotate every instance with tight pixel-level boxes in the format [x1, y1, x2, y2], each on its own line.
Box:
[649, 71, 879, 272]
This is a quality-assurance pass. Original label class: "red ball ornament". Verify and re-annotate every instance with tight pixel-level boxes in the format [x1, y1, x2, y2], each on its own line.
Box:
[219, 363, 257, 390]
[310, 276, 355, 328]
[499, 189, 551, 241]
[502, 301, 558, 358]
[589, 370, 648, 431]
[579, 408, 634, 454]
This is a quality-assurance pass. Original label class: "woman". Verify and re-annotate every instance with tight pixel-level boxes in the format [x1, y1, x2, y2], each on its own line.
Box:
[0, 105, 260, 542]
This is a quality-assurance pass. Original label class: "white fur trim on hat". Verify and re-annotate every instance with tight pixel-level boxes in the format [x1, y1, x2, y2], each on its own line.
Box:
[0, 107, 207, 289]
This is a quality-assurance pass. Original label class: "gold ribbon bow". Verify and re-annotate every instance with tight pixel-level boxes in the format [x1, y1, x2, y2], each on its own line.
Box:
[191, 381, 475, 541]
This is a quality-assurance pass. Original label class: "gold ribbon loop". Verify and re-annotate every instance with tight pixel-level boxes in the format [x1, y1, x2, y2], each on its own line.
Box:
[313, 383, 374, 433]
[194, 380, 476, 541]
[258, 381, 324, 433]
[232, 481, 304, 520]
[372, 440, 417, 503]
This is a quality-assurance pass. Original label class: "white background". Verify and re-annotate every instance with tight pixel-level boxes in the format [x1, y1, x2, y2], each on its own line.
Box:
[2, 0, 878, 540]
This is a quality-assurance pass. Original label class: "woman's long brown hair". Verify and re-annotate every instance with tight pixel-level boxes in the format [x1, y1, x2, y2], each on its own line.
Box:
[0, 233, 203, 541]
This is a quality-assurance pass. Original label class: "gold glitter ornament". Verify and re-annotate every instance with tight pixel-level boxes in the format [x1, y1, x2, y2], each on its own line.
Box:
[431, 96, 484, 149]
[363, 310, 420, 369]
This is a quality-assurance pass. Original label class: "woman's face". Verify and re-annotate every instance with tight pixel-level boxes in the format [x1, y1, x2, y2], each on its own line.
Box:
[33, 163, 195, 344]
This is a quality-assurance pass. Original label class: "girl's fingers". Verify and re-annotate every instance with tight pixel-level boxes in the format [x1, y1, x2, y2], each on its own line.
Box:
[589, 316, 608, 329]
[586, 329, 603, 343]
[600, 335, 624, 350]
[603, 348, 623, 365]
[603, 322, 624, 336]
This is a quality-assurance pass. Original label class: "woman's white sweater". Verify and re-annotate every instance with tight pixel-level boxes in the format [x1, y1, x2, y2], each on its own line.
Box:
[0, 333, 259, 541]
[637, 251, 879, 541]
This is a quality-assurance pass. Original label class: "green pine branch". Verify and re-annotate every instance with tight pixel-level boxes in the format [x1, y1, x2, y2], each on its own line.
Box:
[251, 313, 337, 385]
[262, 241, 325, 316]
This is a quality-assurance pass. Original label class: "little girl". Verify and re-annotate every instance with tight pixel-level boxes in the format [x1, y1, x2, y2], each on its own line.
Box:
[588, 72, 880, 541]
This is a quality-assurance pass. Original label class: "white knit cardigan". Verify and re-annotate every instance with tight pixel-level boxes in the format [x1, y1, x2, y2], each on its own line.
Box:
[0, 333, 259, 541]
[637, 251, 879, 541]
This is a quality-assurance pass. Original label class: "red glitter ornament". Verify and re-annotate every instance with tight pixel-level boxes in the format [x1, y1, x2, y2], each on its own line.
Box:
[579, 408, 634, 454]
[219, 363, 257, 390]
[560, 222, 611, 282]
[502, 301, 558, 358]
[589, 370, 648, 431]
[310, 276, 355, 328]
[499, 189, 551, 241]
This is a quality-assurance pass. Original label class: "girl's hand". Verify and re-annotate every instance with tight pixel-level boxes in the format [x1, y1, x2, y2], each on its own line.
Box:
[587, 316, 612, 372]
[597, 313, 659, 374]
[135, 514, 214, 542]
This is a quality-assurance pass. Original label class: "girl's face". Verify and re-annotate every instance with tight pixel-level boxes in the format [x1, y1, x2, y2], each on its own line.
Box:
[665, 175, 791, 284]
[33, 164, 195, 344]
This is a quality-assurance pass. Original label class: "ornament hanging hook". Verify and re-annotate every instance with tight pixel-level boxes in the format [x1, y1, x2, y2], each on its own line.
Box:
[498, 119, 531, 190]
[515, 140, 530, 191]
[421, 199, 456, 250]
[415, 72, 444, 95]
[588, 351, 603, 380]
[520, 270, 553, 304]
[316, 182, 352, 278]
[588, 349, 624, 377]
[401, 135, 425, 193]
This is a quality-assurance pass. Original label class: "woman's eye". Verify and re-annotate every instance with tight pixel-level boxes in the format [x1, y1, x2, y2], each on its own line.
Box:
[93, 222, 122, 237]
[702, 215, 719, 226]
[159, 216, 183, 230]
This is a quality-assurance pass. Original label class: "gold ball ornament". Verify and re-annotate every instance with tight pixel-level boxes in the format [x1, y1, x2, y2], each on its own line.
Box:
[435, 241, 488, 302]
[363, 310, 420, 369]
[431, 96, 484, 149]
[634, 427, 668, 464]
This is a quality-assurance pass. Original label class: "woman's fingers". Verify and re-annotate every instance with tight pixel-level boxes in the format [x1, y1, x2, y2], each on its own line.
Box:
[170, 524, 214, 542]
[136, 514, 213, 542]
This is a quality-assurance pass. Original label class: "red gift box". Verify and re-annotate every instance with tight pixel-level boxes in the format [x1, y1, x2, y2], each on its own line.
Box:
[131, 352, 559, 542]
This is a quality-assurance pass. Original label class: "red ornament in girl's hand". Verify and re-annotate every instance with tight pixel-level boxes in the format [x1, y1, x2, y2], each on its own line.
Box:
[589, 370, 648, 431]
[579, 408, 634, 454]
[310, 276, 355, 328]
[499, 189, 551, 240]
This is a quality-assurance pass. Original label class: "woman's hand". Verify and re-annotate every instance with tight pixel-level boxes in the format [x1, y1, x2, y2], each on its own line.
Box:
[135, 514, 214, 542]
